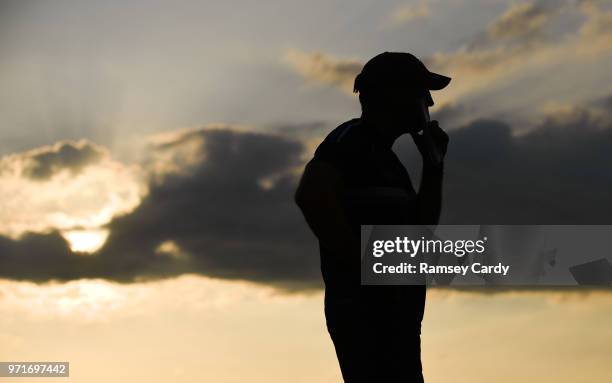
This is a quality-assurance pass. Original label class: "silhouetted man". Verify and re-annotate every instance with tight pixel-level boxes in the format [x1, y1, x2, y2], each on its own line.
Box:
[295, 52, 450, 382]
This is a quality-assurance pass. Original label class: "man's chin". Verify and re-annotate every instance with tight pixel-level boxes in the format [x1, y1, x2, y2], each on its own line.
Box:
[393, 119, 424, 134]
[406, 125, 424, 134]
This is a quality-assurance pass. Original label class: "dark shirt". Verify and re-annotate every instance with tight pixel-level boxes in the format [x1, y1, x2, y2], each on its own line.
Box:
[311, 118, 422, 302]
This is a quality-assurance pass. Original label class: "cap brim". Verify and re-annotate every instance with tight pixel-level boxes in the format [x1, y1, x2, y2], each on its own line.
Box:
[426, 71, 451, 90]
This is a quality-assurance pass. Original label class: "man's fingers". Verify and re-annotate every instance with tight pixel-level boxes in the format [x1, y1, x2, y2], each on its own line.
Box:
[427, 120, 449, 157]
[429, 120, 449, 142]
[428, 120, 442, 134]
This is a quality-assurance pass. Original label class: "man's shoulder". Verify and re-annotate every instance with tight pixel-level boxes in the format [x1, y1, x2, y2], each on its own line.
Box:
[314, 118, 369, 160]
[324, 118, 363, 144]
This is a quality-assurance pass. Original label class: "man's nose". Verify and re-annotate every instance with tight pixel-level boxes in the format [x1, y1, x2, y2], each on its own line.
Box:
[426, 90, 434, 107]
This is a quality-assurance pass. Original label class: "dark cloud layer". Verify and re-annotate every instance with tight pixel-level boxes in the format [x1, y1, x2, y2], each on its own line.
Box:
[447, 118, 612, 223]
[399, 97, 612, 224]
[1, 98, 612, 288]
[97, 128, 320, 288]
[0, 128, 321, 289]
[12, 141, 104, 180]
[0, 140, 104, 181]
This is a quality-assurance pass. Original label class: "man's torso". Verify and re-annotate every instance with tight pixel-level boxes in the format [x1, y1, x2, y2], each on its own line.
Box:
[311, 118, 425, 304]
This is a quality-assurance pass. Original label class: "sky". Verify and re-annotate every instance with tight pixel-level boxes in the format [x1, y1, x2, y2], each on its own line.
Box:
[1, 0, 611, 381]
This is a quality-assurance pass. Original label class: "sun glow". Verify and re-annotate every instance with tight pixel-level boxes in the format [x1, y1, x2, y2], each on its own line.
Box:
[62, 229, 110, 254]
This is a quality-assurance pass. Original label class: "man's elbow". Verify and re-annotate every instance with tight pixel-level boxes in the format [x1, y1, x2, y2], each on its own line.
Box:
[294, 184, 307, 207]
[295, 191, 319, 215]
[295, 161, 340, 211]
[294, 187, 314, 216]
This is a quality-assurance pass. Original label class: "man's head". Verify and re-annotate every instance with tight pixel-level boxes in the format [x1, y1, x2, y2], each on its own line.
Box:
[354, 52, 451, 136]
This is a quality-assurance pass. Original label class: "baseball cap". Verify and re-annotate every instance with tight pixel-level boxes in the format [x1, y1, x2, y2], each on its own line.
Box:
[353, 52, 451, 94]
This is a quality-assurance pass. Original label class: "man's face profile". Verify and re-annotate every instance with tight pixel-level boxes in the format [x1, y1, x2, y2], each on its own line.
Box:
[365, 84, 432, 136]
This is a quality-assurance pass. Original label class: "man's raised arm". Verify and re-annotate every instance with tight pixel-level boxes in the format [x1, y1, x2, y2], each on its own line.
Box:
[412, 120, 449, 225]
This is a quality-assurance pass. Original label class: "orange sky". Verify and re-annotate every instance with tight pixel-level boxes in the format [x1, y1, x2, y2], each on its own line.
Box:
[1, 276, 611, 382]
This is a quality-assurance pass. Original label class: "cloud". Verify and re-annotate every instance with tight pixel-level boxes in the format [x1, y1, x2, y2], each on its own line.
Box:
[576, 0, 612, 54]
[283, 49, 362, 94]
[0, 140, 104, 180]
[431, 101, 477, 129]
[0, 126, 320, 289]
[486, 1, 558, 42]
[390, 1, 430, 25]
[0, 140, 145, 239]
[0, 275, 284, 323]
[96, 127, 319, 287]
[425, 0, 611, 99]
[539, 96, 612, 129]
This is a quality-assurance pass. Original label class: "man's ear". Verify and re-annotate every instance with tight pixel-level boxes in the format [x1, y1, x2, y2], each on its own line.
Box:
[359, 91, 381, 114]
[358, 92, 365, 108]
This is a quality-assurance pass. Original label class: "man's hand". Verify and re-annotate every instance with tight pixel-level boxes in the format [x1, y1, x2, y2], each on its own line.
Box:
[410, 120, 449, 168]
